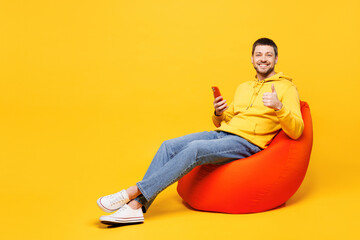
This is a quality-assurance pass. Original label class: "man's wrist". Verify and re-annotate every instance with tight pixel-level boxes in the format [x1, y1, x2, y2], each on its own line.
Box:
[214, 110, 222, 116]
[275, 102, 283, 111]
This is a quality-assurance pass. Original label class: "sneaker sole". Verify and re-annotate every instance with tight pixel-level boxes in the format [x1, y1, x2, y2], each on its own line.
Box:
[97, 197, 123, 213]
[100, 217, 145, 225]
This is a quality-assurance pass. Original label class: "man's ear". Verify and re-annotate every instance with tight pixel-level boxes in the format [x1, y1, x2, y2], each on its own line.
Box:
[275, 56, 278, 64]
[251, 56, 254, 64]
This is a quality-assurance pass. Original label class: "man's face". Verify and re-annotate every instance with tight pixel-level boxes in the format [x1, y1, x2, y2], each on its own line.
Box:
[251, 45, 278, 77]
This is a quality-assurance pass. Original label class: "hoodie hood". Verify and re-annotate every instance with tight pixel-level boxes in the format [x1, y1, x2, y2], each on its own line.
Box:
[255, 72, 292, 83]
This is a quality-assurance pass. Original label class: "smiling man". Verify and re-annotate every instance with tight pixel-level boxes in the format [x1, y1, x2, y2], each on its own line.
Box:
[213, 38, 304, 148]
[96, 38, 304, 225]
[252, 41, 278, 79]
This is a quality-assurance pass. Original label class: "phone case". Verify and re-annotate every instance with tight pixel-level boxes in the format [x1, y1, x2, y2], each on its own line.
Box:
[212, 86, 222, 99]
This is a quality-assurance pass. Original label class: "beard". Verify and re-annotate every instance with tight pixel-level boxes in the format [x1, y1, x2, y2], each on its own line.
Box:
[253, 65, 275, 77]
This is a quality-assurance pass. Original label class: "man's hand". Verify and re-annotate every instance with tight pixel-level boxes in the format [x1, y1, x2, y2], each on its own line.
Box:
[213, 96, 228, 116]
[262, 84, 283, 111]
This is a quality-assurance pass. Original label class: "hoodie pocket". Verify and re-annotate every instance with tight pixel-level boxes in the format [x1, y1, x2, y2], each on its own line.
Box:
[254, 122, 279, 136]
[228, 117, 256, 140]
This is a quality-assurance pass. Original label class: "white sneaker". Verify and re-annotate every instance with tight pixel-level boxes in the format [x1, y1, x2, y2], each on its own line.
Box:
[99, 204, 144, 225]
[97, 190, 130, 213]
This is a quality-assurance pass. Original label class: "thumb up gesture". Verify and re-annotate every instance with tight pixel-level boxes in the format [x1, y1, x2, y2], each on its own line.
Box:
[262, 84, 283, 111]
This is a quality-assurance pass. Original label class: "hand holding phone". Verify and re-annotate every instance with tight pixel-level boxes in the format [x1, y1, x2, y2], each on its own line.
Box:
[212, 86, 228, 116]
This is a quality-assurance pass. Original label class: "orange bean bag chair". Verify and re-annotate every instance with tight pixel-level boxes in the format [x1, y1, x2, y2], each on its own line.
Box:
[177, 101, 313, 213]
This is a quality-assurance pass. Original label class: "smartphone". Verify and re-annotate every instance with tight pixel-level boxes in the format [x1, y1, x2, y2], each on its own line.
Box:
[212, 86, 222, 99]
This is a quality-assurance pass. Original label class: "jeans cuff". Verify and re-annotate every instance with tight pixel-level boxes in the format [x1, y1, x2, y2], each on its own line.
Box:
[136, 182, 151, 201]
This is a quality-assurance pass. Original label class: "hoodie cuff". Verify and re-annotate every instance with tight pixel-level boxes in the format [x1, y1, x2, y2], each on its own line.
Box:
[213, 112, 224, 121]
[274, 105, 288, 118]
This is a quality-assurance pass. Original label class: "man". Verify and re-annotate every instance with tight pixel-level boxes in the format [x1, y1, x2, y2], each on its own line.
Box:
[96, 38, 304, 225]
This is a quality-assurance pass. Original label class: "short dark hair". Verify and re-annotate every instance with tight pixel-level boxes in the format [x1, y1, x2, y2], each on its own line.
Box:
[252, 38, 278, 57]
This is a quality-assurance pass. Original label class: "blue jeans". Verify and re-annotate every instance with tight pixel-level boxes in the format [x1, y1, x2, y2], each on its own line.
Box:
[134, 131, 262, 212]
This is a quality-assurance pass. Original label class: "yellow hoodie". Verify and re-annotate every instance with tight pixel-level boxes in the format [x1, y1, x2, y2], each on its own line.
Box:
[212, 72, 304, 149]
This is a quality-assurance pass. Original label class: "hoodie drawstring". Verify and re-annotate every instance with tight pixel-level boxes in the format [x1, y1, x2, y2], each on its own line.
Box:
[246, 80, 265, 110]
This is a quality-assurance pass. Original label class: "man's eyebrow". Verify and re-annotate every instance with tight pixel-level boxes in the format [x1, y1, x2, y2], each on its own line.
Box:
[255, 52, 273, 54]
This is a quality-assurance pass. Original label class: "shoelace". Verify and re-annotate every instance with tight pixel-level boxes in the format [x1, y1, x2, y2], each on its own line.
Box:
[107, 192, 124, 206]
[112, 206, 128, 216]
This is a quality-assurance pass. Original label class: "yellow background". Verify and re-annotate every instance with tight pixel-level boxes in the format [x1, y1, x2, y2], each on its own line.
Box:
[1, 0, 359, 239]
